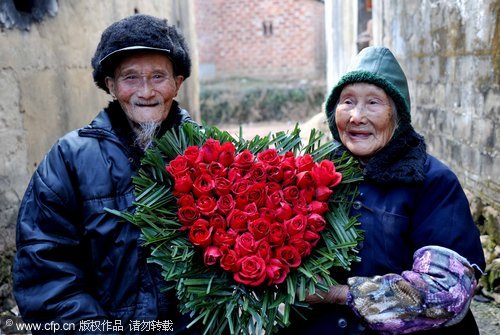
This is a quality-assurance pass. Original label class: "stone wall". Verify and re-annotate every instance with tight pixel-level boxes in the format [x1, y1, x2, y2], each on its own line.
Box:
[0, 0, 198, 311]
[372, 0, 499, 211]
[194, 0, 325, 82]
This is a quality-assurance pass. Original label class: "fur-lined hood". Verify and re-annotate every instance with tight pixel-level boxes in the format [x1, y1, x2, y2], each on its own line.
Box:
[362, 128, 427, 184]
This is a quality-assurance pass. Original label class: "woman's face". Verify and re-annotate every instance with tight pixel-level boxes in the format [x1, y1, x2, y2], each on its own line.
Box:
[105, 52, 184, 124]
[335, 83, 397, 160]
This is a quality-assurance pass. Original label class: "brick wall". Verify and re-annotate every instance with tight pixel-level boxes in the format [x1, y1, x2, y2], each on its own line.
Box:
[195, 0, 325, 82]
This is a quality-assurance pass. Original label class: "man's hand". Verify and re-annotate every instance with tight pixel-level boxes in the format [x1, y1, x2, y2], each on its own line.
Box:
[303, 284, 349, 305]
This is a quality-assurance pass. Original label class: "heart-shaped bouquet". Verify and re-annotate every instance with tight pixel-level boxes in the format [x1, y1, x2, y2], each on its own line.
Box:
[110, 123, 363, 334]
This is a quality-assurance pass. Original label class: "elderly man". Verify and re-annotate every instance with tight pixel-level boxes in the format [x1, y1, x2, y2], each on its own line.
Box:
[13, 14, 199, 334]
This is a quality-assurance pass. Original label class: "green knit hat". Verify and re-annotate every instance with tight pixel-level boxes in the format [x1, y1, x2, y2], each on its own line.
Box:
[325, 47, 412, 141]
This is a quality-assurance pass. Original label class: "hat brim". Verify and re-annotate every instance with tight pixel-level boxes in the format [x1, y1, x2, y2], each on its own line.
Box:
[99, 45, 171, 65]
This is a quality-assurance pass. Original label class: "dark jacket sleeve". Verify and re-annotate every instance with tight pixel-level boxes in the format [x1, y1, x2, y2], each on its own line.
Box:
[13, 138, 108, 327]
[410, 157, 485, 277]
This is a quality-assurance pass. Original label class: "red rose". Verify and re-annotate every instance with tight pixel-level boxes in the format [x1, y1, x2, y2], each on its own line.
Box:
[284, 214, 307, 237]
[177, 194, 195, 207]
[257, 148, 280, 167]
[183, 145, 201, 164]
[217, 194, 235, 215]
[292, 197, 309, 216]
[315, 185, 333, 201]
[195, 161, 209, 174]
[178, 206, 200, 227]
[233, 149, 254, 170]
[296, 171, 315, 189]
[248, 162, 267, 182]
[266, 182, 282, 194]
[300, 186, 315, 203]
[174, 175, 193, 194]
[234, 194, 250, 210]
[213, 228, 236, 247]
[166, 155, 190, 177]
[256, 239, 272, 262]
[209, 213, 227, 230]
[288, 237, 312, 257]
[234, 255, 267, 286]
[268, 222, 287, 246]
[244, 203, 259, 220]
[259, 207, 276, 223]
[220, 247, 239, 272]
[308, 201, 329, 215]
[188, 220, 213, 248]
[307, 213, 327, 233]
[296, 154, 314, 172]
[283, 185, 300, 203]
[234, 232, 256, 256]
[218, 142, 236, 167]
[201, 139, 222, 163]
[203, 246, 222, 266]
[266, 166, 283, 183]
[214, 176, 232, 196]
[248, 218, 271, 240]
[303, 229, 321, 247]
[196, 195, 217, 216]
[275, 202, 293, 222]
[248, 182, 266, 207]
[265, 190, 282, 210]
[312, 160, 342, 187]
[282, 152, 296, 162]
[266, 258, 290, 285]
[227, 209, 248, 232]
[231, 179, 253, 196]
[280, 160, 297, 186]
[193, 173, 215, 197]
[207, 161, 226, 177]
[227, 167, 244, 182]
[274, 245, 301, 268]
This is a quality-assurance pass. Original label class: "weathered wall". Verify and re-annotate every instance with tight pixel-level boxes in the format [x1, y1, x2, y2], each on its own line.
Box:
[0, 0, 198, 310]
[195, 0, 325, 82]
[372, 0, 499, 212]
[327, 0, 498, 211]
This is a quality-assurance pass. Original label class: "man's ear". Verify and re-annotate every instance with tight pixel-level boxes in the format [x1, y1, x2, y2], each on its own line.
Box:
[174, 75, 185, 96]
[105, 77, 116, 99]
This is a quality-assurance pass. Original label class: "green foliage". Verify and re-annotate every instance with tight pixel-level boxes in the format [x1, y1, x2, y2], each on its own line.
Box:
[107, 122, 363, 335]
[200, 82, 326, 124]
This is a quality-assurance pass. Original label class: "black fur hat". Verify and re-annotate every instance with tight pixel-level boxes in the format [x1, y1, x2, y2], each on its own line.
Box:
[91, 14, 191, 93]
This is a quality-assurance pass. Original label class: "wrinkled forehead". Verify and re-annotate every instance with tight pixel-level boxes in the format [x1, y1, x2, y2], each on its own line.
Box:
[110, 51, 175, 75]
[339, 82, 390, 97]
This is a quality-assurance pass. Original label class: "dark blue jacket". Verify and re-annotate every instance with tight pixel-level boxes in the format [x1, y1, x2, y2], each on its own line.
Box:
[284, 130, 486, 335]
[13, 101, 198, 334]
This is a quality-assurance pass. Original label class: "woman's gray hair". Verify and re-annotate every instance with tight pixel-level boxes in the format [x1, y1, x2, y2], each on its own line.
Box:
[389, 96, 400, 131]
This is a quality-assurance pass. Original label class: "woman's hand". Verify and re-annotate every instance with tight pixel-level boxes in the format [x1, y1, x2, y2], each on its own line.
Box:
[303, 284, 349, 305]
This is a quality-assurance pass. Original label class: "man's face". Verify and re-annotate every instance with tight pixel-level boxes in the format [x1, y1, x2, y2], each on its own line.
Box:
[105, 52, 184, 124]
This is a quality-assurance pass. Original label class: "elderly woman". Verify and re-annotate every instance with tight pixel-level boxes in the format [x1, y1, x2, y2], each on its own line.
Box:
[287, 47, 486, 334]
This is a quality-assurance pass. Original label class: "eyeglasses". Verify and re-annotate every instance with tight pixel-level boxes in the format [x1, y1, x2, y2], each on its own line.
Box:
[114, 72, 171, 89]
